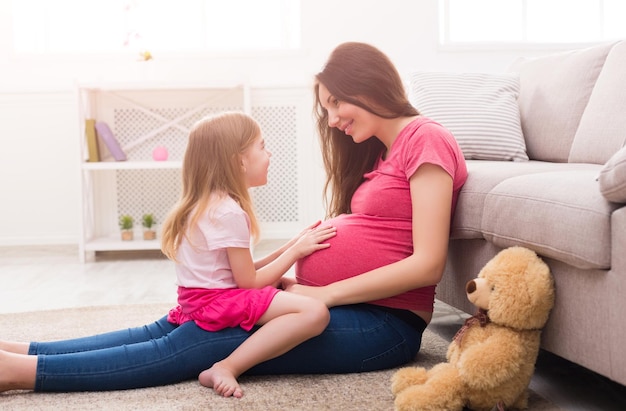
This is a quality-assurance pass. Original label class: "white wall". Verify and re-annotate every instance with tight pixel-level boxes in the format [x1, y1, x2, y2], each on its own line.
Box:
[0, 0, 574, 246]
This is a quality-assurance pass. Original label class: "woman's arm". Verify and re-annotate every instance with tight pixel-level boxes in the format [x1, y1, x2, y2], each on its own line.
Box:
[284, 163, 453, 307]
[228, 224, 336, 289]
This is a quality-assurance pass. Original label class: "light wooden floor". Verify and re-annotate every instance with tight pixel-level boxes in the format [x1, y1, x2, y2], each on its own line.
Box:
[1, 244, 625, 410]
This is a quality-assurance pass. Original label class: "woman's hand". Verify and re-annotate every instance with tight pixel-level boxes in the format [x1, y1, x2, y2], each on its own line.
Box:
[281, 277, 334, 307]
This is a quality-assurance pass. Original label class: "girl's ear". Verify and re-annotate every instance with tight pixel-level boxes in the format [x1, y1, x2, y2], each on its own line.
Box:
[238, 153, 247, 173]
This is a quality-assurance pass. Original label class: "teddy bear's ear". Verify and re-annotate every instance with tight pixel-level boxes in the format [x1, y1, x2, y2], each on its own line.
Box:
[485, 247, 555, 330]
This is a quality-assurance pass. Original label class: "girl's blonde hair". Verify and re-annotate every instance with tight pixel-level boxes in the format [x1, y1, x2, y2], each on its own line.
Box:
[161, 111, 261, 261]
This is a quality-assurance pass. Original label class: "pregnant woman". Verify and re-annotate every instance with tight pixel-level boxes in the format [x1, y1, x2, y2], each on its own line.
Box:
[0, 41, 467, 393]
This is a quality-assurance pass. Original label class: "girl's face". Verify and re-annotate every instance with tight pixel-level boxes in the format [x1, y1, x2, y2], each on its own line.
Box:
[317, 82, 378, 144]
[241, 134, 271, 188]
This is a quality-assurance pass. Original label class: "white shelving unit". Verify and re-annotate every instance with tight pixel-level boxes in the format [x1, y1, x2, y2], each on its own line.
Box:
[77, 82, 250, 262]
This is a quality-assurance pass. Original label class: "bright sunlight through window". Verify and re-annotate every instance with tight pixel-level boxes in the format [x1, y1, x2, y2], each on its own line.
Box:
[440, 0, 626, 46]
[11, 0, 300, 55]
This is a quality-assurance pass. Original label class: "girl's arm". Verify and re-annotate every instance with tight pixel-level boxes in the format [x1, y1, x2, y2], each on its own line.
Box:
[253, 221, 323, 270]
[228, 224, 336, 289]
[283, 163, 453, 307]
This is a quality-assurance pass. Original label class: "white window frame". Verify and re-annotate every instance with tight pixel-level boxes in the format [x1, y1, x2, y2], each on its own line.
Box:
[9, 0, 301, 60]
[439, 0, 626, 51]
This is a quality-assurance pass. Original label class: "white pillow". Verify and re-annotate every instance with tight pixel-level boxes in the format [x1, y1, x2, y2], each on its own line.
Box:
[409, 72, 528, 161]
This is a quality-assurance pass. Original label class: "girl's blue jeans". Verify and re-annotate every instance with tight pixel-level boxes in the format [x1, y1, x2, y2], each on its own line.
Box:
[30, 304, 426, 392]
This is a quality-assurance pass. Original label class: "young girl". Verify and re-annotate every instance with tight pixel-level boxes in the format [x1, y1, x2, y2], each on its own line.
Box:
[160, 111, 336, 397]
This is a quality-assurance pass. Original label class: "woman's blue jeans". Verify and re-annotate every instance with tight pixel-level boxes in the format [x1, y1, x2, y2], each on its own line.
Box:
[31, 304, 425, 391]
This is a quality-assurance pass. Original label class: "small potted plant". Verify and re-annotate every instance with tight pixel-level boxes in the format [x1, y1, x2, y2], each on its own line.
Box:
[142, 213, 157, 240]
[119, 214, 134, 241]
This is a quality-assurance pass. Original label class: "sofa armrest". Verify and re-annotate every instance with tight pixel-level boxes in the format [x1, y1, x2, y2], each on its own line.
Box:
[599, 145, 626, 203]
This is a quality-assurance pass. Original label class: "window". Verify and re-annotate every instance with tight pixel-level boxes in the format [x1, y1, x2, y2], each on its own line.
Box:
[440, 0, 626, 46]
[11, 0, 300, 55]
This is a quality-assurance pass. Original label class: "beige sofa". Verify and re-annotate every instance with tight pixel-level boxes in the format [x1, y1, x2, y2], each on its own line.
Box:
[411, 41, 626, 386]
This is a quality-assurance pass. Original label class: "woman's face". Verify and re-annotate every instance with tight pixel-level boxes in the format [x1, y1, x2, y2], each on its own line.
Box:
[317, 83, 377, 144]
[241, 133, 271, 188]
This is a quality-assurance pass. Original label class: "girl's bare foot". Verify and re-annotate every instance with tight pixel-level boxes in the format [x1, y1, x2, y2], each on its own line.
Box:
[198, 364, 243, 398]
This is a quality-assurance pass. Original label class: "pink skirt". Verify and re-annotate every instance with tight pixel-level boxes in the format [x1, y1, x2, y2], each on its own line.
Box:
[167, 286, 280, 332]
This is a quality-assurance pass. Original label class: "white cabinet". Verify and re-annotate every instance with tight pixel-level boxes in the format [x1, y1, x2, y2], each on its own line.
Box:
[77, 83, 316, 262]
[77, 82, 250, 262]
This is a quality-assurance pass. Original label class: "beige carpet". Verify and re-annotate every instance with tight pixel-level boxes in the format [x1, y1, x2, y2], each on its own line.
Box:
[0, 303, 559, 410]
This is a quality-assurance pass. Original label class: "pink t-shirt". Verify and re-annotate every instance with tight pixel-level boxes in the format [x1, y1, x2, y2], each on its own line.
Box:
[175, 195, 251, 289]
[168, 195, 280, 331]
[295, 117, 468, 312]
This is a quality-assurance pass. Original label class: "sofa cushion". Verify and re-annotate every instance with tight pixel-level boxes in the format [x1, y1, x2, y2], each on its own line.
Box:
[569, 41, 626, 164]
[408, 71, 528, 161]
[451, 161, 593, 240]
[598, 145, 626, 203]
[481, 168, 619, 269]
[508, 42, 614, 162]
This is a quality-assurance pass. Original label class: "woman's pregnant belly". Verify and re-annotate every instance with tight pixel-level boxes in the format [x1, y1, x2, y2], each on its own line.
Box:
[295, 213, 413, 286]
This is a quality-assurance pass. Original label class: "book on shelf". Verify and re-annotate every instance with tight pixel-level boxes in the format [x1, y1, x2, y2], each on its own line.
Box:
[95, 121, 127, 161]
[85, 119, 100, 162]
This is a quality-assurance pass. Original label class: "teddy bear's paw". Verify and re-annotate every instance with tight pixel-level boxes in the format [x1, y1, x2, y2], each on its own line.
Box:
[390, 366, 428, 396]
[393, 384, 465, 411]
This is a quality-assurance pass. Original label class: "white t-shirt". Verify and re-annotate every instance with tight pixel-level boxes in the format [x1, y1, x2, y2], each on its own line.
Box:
[175, 195, 251, 289]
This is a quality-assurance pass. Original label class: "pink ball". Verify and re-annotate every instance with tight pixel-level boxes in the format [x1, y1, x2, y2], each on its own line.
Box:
[152, 146, 169, 161]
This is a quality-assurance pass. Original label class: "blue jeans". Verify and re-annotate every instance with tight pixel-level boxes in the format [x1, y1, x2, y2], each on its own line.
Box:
[31, 304, 426, 392]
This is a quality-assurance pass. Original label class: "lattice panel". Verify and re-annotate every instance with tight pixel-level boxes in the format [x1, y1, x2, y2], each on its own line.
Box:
[113, 106, 242, 161]
[113, 105, 299, 225]
[251, 105, 299, 223]
[116, 169, 181, 229]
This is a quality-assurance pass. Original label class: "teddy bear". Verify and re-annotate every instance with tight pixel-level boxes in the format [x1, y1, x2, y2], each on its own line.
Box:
[391, 246, 555, 411]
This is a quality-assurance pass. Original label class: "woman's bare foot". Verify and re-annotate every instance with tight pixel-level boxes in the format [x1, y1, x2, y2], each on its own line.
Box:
[198, 363, 243, 398]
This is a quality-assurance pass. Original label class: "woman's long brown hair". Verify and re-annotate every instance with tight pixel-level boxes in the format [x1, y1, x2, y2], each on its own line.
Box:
[314, 42, 419, 217]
